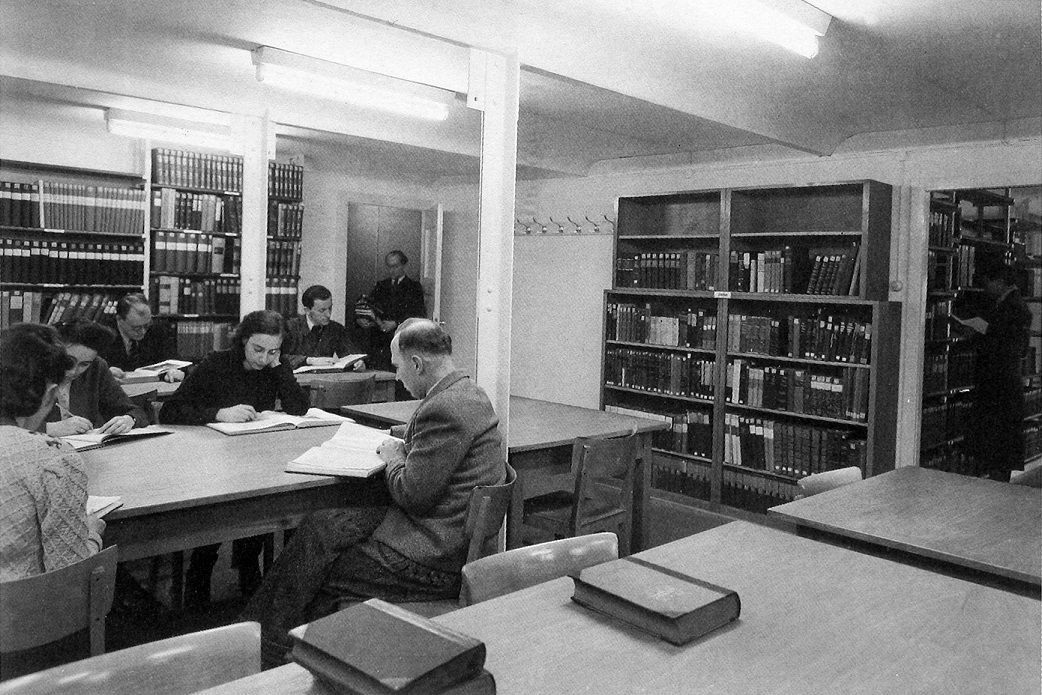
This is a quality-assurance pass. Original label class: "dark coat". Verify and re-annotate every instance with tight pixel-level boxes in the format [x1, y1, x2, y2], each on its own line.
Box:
[968, 287, 1031, 474]
[97, 317, 179, 372]
[281, 315, 361, 369]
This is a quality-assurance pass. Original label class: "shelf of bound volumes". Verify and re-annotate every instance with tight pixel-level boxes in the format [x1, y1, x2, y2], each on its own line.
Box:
[0, 162, 147, 329]
[266, 161, 304, 317]
[603, 181, 901, 515]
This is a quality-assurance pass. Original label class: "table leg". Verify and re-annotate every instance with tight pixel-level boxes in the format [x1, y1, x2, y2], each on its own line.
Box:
[631, 432, 653, 553]
[506, 467, 527, 550]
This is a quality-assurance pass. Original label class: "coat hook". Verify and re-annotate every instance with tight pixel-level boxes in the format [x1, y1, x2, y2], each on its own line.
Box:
[567, 216, 583, 233]
[548, 216, 566, 234]
[602, 214, 616, 230]
[516, 217, 533, 234]
[533, 217, 548, 234]
[585, 215, 601, 234]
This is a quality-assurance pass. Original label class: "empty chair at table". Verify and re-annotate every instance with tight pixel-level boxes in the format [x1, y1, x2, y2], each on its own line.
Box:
[0, 621, 260, 695]
[522, 429, 639, 555]
[461, 532, 619, 606]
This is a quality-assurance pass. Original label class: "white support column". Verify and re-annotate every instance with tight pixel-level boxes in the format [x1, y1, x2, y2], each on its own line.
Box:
[470, 49, 519, 451]
[238, 114, 274, 315]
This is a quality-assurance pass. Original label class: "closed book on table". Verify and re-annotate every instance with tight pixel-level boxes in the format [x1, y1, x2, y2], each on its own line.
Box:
[290, 598, 489, 695]
[571, 556, 740, 646]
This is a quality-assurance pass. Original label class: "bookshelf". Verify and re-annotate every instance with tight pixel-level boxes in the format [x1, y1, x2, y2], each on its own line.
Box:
[918, 188, 1042, 474]
[265, 161, 304, 317]
[605, 181, 901, 515]
[0, 161, 147, 328]
[148, 149, 304, 358]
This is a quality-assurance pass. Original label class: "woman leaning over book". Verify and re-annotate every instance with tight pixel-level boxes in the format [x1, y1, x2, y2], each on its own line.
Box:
[158, 309, 308, 609]
[0, 323, 105, 581]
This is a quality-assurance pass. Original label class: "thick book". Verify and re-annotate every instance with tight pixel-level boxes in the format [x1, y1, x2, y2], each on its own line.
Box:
[61, 425, 173, 452]
[286, 421, 400, 478]
[206, 407, 348, 436]
[290, 598, 487, 695]
[571, 556, 740, 646]
[293, 353, 368, 374]
[121, 359, 193, 383]
[86, 495, 123, 518]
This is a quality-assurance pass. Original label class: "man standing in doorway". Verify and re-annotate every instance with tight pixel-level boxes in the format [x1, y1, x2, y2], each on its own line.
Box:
[357, 250, 427, 373]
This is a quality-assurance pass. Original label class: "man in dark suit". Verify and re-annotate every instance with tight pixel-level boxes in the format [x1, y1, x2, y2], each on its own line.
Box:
[244, 318, 505, 667]
[99, 293, 183, 382]
[356, 250, 427, 372]
[282, 284, 365, 370]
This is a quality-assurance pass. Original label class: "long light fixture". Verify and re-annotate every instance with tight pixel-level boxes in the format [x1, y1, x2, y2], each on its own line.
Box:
[706, 0, 832, 58]
[252, 46, 451, 121]
[105, 109, 241, 152]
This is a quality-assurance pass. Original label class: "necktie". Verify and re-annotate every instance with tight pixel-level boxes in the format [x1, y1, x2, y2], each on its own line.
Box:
[128, 340, 141, 360]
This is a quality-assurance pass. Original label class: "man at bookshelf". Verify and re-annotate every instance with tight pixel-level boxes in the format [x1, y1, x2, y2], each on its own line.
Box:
[243, 318, 505, 668]
[281, 284, 366, 370]
[99, 293, 184, 383]
[355, 250, 427, 373]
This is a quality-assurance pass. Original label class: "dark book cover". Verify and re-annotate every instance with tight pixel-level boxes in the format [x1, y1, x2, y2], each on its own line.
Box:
[571, 556, 740, 646]
[291, 599, 486, 695]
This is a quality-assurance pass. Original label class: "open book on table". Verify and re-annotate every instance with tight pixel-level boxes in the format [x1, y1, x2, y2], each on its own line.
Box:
[61, 424, 174, 451]
[121, 359, 193, 383]
[86, 495, 123, 518]
[293, 354, 368, 375]
[287, 421, 401, 478]
[207, 408, 349, 436]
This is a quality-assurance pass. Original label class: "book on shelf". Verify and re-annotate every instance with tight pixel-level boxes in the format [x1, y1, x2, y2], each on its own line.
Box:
[289, 598, 490, 695]
[286, 421, 400, 478]
[86, 495, 123, 518]
[293, 354, 368, 374]
[206, 407, 348, 436]
[60, 425, 173, 452]
[571, 555, 741, 646]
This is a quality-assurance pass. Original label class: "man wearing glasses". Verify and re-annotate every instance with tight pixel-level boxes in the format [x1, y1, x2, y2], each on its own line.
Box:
[100, 293, 185, 383]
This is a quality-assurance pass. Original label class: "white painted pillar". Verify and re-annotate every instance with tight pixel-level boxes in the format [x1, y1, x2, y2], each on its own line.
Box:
[470, 49, 519, 453]
[238, 114, 274, 315]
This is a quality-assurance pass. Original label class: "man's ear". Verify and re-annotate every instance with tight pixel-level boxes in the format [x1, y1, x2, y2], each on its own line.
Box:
[411, 354, 424, 374]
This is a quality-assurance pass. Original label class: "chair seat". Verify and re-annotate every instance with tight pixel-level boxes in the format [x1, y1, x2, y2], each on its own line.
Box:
[524, 492, 626, 528]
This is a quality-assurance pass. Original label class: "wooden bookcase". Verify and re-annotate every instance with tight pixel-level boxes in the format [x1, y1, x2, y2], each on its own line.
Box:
[0, 160, 147, 328]
[147, 149, 304, 358]
[921, 187, 1042, 473]
[604, 181, 901, 515]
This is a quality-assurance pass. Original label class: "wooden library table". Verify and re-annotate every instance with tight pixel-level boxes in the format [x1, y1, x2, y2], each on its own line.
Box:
[342, 396, 669, 551]
[82, 425, 354, 563]
[197, 521, 1042, 695]
[769, 466, 1042, 589]
[120, 370, 397, 403]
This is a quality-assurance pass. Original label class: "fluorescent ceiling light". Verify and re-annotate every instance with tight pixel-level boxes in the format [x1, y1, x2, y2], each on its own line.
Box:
[106, 109, 241, 152]
[252, 47, 451, 121]
[702, 0, 832, 58]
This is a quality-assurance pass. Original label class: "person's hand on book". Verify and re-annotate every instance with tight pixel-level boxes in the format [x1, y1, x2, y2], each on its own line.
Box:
[162, 369, 186, 383]
[48, 416, 93, 437]
[376, 437, 407, 465]
[86, 513, 106, 539]
[95, 414, 135, 435]
[217, 404, 259, 423]
[351, 359, 366, 371]
[109, 366, 127, 381]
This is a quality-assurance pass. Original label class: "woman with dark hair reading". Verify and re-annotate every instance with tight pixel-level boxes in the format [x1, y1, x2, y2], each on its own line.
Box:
[45, 319, 149, 438]
[160, 309, 309, 608]
[0, 323, 106, 580]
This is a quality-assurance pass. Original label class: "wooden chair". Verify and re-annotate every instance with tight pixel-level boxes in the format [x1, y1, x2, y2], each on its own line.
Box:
[308, 374, 376, 410]
[127, 388, 159, 425]
[795, 466, 863, 499]
[349, 464, 517, 619]
[0, 546, 118, 661]
[460, 532, 618, 607]
[522, 430, 639, 555]
[0, 621, 261, 695]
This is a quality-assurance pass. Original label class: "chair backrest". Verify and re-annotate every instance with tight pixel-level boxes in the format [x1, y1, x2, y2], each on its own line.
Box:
[464, 463, 517, 563]
[569, 429, 639, 531]
[1011, 465, 1042, 488]
[460, 532, 619, 607]
[0, 621, 261, 695]
[127, 388, 159, 425]
[796, 466, 863, 498]
[308, 374, 376, 410]
[0, 545, 118, 657]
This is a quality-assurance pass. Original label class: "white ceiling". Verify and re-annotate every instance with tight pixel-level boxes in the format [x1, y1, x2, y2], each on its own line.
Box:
[0, 0, 1038, 182]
